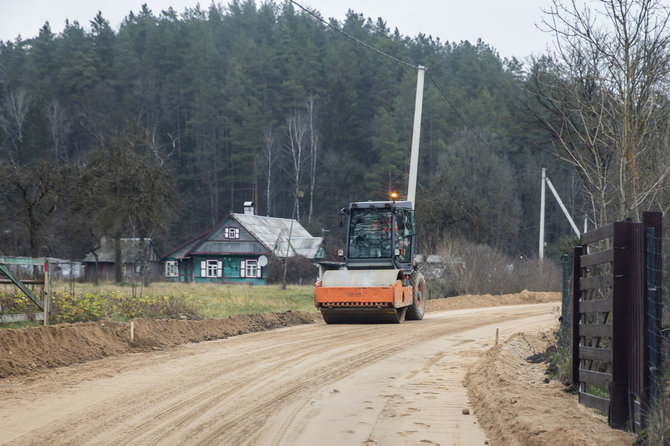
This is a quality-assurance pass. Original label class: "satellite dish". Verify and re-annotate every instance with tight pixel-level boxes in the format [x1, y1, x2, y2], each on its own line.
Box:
[258, 255, 269, 267]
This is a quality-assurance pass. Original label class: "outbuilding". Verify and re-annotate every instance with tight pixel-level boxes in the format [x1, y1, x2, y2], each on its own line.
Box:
[82, 237, 160, 282]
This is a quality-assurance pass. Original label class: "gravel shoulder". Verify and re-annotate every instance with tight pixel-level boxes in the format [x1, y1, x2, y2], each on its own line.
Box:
[0, 291, 635, 445]
[465, 330, 634, 445]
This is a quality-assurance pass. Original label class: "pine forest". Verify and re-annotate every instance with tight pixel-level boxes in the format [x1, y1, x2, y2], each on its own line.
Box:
[1, 0, 667, 263]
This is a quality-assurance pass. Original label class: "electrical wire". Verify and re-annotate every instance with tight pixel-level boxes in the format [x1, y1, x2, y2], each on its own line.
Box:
[288, 0, 419, 71]
[289, 0, 495, 152]
[425, 70, 493, 150]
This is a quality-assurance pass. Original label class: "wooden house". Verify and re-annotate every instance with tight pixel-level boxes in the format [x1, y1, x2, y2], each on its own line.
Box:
[82, 237, 160, 282]
[162, 205, 322, 285]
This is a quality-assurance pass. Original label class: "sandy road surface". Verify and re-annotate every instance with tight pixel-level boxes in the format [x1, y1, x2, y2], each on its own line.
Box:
[0, 303, 557, 445]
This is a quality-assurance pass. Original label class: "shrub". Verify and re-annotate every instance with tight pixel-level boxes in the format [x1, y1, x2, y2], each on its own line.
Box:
[48, 290, 202, 323]
[422, 238, 561, 298]
[266, 255, 318, 285]
[0, 291, 39, 315]
[53, 291, 105, 323]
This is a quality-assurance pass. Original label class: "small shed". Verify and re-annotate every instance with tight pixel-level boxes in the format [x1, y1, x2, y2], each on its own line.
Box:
[162, 211, 322, 285]
[82, 237, 160, 282]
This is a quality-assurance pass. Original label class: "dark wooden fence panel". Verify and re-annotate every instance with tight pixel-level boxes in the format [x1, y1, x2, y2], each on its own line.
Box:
[572, 212, 663, 432]
[573, 222, 621, 425]
[626, 221, 645, 431]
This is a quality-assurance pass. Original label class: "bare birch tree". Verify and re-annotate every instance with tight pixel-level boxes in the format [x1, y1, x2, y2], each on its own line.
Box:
[285, 112, 308, 220]
[529, 0, 670, 225]
[306, 96, 320, 224]
[0, 89, 31, 158]
[262, 126, 276, 216]
[47, 100, 70, 162]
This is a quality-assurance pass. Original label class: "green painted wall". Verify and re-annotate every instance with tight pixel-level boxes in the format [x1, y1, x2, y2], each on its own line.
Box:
[193, 255, 266, 285]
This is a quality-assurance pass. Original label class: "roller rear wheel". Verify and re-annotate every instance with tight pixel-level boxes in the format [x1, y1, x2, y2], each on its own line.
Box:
[405, 272, 426, 320]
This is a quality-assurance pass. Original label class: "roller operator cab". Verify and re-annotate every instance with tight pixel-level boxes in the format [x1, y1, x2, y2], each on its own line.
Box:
[314, 199, 427, 324]
[345, 200, 416, 272]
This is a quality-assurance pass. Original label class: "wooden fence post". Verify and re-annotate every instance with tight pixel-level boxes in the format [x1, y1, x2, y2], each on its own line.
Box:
[610, 221, 643, 430]
[610, 222, 631, 429]
[43, 260, 49, 326]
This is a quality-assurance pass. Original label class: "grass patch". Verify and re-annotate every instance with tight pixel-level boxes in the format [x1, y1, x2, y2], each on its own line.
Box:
[0, 321, 43, 329]
[545, 328, 574, 388]
[187, 283, 317, 318]
[1, 282, 317, 327]
[585, 383, 609, 399]
[546, 343, 574, 387]
[638, 386, 670, 445]
[54, 282, 318, 318]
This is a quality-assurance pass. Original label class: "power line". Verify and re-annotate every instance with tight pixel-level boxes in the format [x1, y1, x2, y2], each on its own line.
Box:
[289, 0, 494, 151]
[288, 0, 418, 71]
[424, 70, 496, 151]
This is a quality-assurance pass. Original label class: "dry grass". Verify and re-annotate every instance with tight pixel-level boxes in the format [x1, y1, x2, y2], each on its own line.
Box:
[1, 281, 318, 325]
[51, 281, 318, 319]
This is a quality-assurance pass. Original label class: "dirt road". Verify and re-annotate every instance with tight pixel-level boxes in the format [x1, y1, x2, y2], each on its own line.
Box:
[0, 303, 559, 445]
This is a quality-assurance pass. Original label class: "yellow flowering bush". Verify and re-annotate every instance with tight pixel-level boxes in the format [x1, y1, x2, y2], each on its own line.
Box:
[0, 289, 201, 323]
[52, 291, 106, 323]
[0, 291, 39, 314]
[54, 291, 201, 323]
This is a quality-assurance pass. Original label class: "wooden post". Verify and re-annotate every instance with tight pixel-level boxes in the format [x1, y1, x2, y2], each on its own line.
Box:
[610, 222, 628, 430]
[130, 321, 135, 342]
[43, 260, 49, 326]
[610, 221, 640, 430]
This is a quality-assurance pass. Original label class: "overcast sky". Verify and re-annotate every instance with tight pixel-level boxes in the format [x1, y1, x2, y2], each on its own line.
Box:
[0, 0, 557, 60]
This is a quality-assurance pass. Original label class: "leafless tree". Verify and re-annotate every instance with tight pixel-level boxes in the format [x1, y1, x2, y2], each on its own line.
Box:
[285, 112, 308, 220]
[78, 128, 177, 283]
[0, 161, 61, 259]
[262, 126, 276, 216]
[530, 0, 670, 225]
[306, 96, 320, 224]
[46, 100, 70, 162]
[145, 124, 176, 167]
[0, 89, 31, 158]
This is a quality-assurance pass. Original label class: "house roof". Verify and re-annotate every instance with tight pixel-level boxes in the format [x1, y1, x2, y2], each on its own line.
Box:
[164, 231, 209, 260]
[231, 213, 322, 259]
[163, 213, 322, 260]
[82, 237, 158, 263]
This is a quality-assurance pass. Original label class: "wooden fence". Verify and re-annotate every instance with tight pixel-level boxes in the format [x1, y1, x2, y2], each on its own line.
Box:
[0, 256, 51, 325]
[572, 211, 663, 431]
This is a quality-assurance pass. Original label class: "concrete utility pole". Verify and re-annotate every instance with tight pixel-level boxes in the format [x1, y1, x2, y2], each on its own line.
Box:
[406, 65, 425, 209]
[539, 168, 546, 260]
